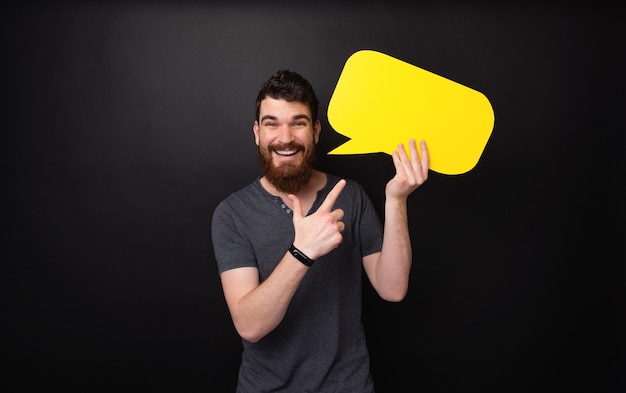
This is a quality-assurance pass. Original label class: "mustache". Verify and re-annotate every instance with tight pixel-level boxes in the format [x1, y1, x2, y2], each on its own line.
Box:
[268, 142, 304, 152]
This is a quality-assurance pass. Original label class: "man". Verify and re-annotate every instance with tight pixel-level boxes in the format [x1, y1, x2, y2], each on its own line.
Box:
[211, 69, 429, 392]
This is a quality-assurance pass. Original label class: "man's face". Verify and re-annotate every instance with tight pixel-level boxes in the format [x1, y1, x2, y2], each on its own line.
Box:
[254, 97, 320, 194]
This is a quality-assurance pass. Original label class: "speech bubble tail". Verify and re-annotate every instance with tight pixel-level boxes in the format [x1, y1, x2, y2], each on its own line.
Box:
[327, 140, 387, 156]
[326, 144, 351, 155]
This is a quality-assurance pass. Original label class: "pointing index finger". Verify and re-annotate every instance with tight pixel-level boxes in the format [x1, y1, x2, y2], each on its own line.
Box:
[319, 179, 346, 211]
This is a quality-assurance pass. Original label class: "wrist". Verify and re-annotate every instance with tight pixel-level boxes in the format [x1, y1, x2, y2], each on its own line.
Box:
[288, 244, 315, 266]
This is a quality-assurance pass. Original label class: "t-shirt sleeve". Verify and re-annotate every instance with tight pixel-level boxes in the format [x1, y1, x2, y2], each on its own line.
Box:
[211, 199, 258, 275]
[354, 182, 384, 257]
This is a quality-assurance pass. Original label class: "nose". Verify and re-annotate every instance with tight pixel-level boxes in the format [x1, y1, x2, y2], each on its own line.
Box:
[277, 124, 295, 143]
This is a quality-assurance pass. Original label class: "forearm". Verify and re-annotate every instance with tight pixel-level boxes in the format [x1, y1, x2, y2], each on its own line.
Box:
[229, 253, 309, 343]
[374, 196, 412, 301]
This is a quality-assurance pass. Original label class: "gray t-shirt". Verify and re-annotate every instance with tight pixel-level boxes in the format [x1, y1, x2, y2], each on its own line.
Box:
[211, 173, 383, 393]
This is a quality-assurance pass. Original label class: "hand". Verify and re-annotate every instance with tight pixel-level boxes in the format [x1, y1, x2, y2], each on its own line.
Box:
[288, 179, 346, 260]
[386, 139, 429, 200]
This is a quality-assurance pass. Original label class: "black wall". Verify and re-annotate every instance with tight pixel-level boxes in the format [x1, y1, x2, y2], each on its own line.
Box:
[3, 2, 624, 392]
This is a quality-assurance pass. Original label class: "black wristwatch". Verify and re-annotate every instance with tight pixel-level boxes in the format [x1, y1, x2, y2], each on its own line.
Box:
[289, 244, 315, 266]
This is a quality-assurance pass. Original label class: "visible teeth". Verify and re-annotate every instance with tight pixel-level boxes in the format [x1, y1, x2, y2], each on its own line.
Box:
[276, 149, 297, 156]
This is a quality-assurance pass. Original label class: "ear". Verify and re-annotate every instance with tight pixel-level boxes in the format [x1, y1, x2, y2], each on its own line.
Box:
[253, 121, 260, 146]
[313, 119, 321, 144]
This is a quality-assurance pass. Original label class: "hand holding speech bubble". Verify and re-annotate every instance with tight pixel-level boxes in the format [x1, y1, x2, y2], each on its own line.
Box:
[327, 50, 495, 175]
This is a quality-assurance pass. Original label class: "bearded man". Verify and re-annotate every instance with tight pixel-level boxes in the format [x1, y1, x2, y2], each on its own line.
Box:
[211, 69, 429, 393]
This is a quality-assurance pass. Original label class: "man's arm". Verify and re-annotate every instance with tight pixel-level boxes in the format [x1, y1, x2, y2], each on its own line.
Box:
[220, 180, 346, 343]
[220, 257, 308, 343]
[363, 139, 429, 302]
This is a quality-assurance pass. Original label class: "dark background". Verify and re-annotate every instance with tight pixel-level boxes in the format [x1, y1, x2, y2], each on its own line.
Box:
[2, 2, 624, 392]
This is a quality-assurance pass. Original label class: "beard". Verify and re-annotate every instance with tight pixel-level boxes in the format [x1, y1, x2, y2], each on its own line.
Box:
[259, 140, 317, 194]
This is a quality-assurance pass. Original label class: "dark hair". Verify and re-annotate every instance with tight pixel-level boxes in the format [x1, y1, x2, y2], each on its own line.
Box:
[255, 70, 320, 123]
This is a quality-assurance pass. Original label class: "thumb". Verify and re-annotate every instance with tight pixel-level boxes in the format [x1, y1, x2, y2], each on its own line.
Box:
[287, 194, 304, 223]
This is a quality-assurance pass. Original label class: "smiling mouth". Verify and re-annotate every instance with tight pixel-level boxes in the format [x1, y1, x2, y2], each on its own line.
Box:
[274, 149, 299, 156]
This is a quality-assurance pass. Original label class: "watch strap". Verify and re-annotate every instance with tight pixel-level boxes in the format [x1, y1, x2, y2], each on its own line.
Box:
[288, 244, 315, 266]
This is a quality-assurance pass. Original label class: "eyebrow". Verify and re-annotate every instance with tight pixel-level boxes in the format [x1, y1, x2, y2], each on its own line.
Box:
[260, 114, 311, 122]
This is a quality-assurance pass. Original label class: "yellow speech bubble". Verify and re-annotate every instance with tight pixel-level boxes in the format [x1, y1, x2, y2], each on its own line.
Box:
[327, 50, 495, 175]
